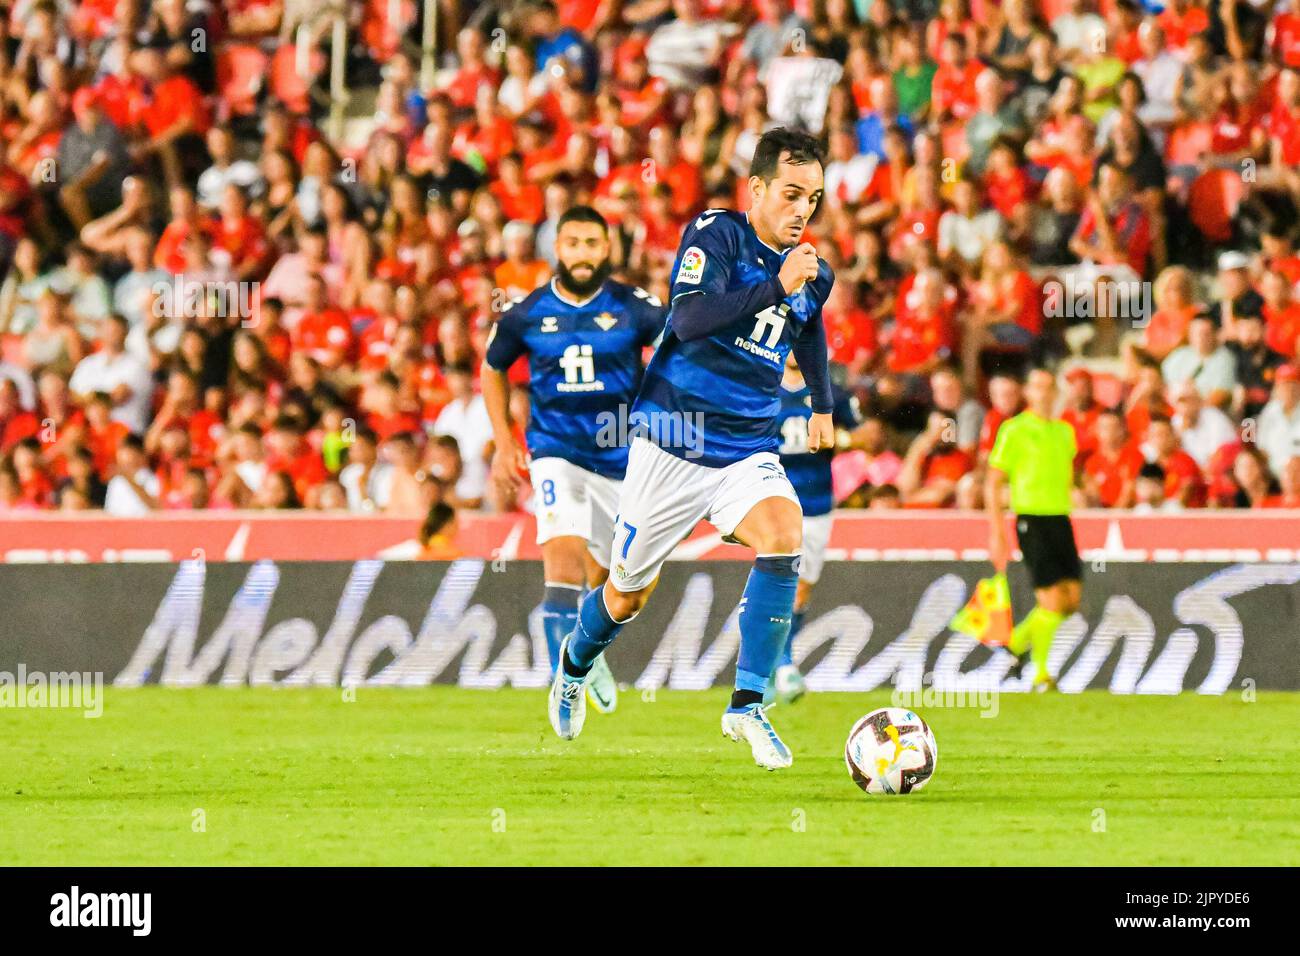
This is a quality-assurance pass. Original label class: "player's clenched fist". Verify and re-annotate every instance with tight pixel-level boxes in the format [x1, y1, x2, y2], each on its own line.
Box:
[778, 242, 820, 295]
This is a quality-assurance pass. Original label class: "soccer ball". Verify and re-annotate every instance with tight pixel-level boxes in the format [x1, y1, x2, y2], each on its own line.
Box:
[844, 707, 938, 795]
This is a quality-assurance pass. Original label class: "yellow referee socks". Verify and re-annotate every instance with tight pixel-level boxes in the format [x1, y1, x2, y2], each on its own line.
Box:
[1009, 605, 1066, 681]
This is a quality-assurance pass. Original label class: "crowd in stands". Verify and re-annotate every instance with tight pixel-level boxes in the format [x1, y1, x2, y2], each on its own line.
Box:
[2, 0, 1300, 521]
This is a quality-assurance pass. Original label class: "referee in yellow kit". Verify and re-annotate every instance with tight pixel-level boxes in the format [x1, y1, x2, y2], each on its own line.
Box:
[984, 367, 1082, 691]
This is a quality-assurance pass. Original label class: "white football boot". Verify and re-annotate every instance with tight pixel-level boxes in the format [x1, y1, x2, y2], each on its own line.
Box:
[585, 652, 618, 713]
[548, 636, 587, 740]
[721, 703, 794, 770]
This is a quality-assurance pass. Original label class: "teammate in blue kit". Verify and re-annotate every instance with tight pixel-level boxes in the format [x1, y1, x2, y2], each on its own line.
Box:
[765, 352, 860, 706]
[483, 206, 666, 714]
[548, 128, 836, 770]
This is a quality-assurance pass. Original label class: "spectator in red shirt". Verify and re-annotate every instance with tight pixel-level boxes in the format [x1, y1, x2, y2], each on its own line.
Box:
[932, 33, 983, 125]
[489, 153, 545, 224]
[612, 40, 669, 130]
[365, 371, 423, 441]
[962, 241, 1041, 382]
[292, 275, 354, 370]
[822, 277, 879, 385]
[1061, 366, 1103, 462]
[155, 185, 214, 275]
[1082, 408, 1144, 507]
[1274, 0, 1300, 68]
[897, 410, 975, 507]
[1070, 162, 1151, 279]
[130, 47, 211, 189]
[214, 184, 271, 281]
[445, 27, 504, 109]
[890, 267, 958, 376]
[1267, 67, 1300, 201]
[1262, 268, 1300, 361]
[1143, 413, 1207, 507]
[263, 414, 328, 505]
[11, 437, 54, 507]
[1157, 0, 1210, 53]
[0, 379, 38, 452]
[648, 126, 703, 220]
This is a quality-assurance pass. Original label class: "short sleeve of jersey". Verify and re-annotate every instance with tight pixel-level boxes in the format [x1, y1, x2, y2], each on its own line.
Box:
[670, 211, 739, 302]
[988, 417, 1018, 475]
[832, 390, 861, 430]
[484, 301, 528, 371]
[630, 287, 668, 346]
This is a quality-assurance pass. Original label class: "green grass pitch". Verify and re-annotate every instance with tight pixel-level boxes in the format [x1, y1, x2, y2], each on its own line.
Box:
[3, 688, 1298, 866]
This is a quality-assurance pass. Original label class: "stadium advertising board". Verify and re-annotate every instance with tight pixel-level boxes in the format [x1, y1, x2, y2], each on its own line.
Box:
[2, 560, 1296, 693]
[5, 511, 1300, 563]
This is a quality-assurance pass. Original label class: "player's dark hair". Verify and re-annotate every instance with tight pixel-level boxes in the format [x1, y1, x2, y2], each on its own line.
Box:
[1138, 462, 1166, 482]
[556, 205, 608, 234]
[749, 127, 826, 183]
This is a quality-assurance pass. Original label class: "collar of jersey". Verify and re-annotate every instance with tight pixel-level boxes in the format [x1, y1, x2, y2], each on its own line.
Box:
[549, 278, 603, 309]
[745, 212, 791, 256]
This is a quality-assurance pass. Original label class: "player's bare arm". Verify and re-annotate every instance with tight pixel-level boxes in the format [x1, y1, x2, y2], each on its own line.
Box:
[481, 361, 528, 499]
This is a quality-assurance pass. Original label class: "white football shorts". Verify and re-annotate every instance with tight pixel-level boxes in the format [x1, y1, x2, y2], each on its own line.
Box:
[607, 437, 802, 592]
[530, 456, 622, 568]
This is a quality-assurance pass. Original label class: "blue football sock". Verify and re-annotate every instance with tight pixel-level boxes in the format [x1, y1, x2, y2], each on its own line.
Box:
[778, 608, 806, 669]
[541, 583, 582, 675]
[565, 586, 632, 678]
[732, 554, 800, 707]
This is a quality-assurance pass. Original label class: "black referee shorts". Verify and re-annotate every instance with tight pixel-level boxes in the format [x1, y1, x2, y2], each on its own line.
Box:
[1015, 514, 1082, 590]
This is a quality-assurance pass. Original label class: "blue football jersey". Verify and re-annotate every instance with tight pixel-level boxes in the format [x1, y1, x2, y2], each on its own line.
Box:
[776, 380, 860, 516]
[484, 278, 666, 479]
[634, 209, 834, 467]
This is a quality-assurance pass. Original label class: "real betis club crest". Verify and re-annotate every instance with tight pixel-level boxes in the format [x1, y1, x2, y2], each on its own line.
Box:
[593, 312, 618, 331]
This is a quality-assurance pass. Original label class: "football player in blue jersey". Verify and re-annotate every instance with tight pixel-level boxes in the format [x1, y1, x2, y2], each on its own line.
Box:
[547, 128, 836, 770]
[765, 352, 860, 707]
[483, 206, 666, 715]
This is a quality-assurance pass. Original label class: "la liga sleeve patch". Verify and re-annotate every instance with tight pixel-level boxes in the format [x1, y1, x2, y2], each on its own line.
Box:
[675, 246, 706, 285]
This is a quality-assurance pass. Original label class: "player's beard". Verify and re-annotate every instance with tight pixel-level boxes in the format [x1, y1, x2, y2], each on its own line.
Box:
[556, 259, 611, 299]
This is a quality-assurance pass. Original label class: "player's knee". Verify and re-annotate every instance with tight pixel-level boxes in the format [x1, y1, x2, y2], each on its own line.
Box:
[761, 527, 803, 555]
[1046, 582, 1079, 615]
[602, 581, 650, 622]
[1061, 583, 1082, 615]
[749, 514, 803, 555]
[541, 541, 586, 584]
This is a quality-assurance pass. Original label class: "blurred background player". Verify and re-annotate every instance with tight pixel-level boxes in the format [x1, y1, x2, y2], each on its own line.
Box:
[985, 368, 1083, 691]
[483, 206, 666, 714]
[765, 351, 861, 706]
[547, 129, 835, 771]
